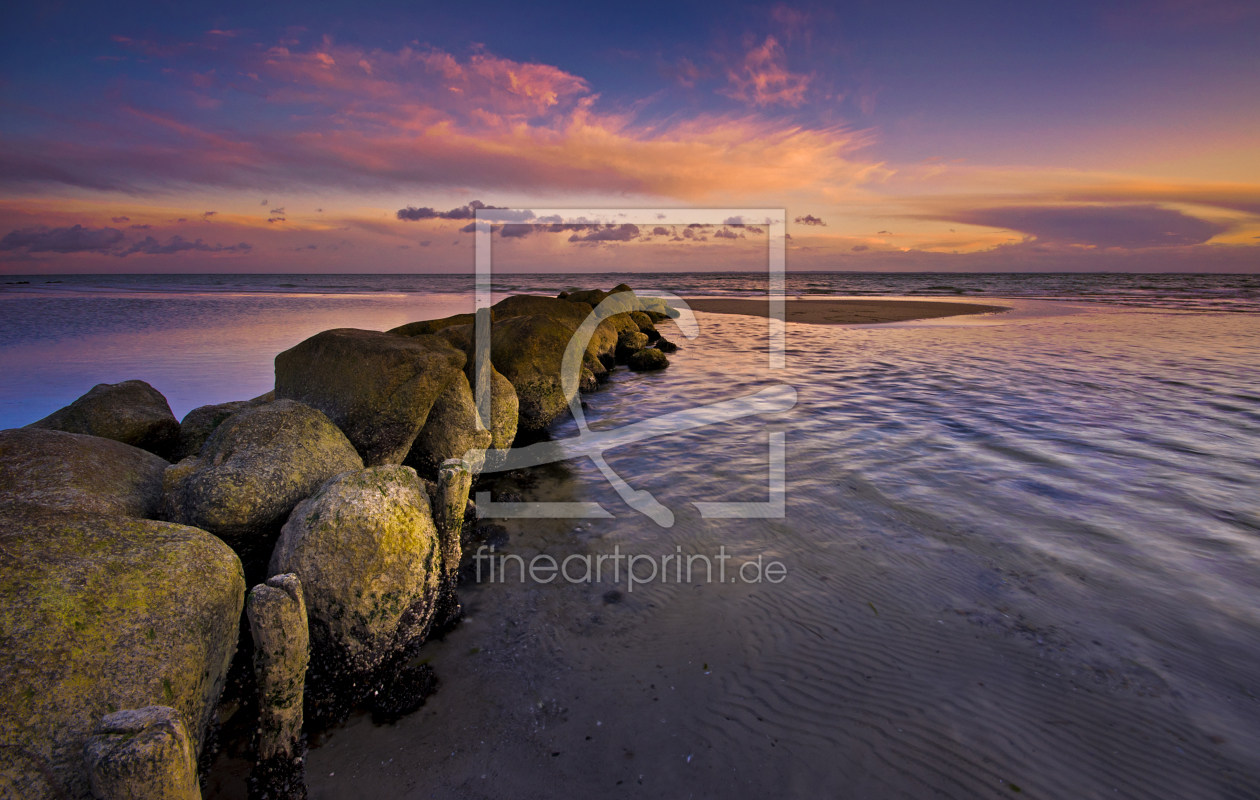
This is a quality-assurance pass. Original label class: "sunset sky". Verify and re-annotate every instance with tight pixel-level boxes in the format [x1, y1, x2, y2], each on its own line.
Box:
[2, 0, 1257, 274]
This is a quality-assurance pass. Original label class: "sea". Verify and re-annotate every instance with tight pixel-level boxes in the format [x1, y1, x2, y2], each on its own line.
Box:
[3, 272, 1260, 798]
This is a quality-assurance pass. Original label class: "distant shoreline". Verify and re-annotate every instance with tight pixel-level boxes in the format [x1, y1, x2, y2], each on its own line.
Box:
[683, 297, 1011, 325]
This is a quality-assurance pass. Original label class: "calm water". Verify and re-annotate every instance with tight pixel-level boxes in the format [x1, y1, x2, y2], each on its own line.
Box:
[3, 274, 1260, 797]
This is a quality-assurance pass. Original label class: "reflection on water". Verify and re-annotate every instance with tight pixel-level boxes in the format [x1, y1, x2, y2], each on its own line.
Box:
[300, 301, 1260, 798]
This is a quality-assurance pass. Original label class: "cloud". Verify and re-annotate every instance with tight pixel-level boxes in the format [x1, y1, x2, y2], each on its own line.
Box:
[203, 210, 217, 217]
[111, 216, 130, 223]
[0, 225, 124, 253]
[0, 40, 881, 203]
[117, 235, 252, 256]
[795, 214, 826, 226]
[719, 36, 811, 107]
[267, 217, 285, 223]
[851, 244, 869, 252]
[932, 204, 1228, 248]
[714, 228, 741, 239]
[568, 223, 640, 243]
[398, 200, 530, 221]
[269, 207, 285, 215]
[652, 226, 670, 236]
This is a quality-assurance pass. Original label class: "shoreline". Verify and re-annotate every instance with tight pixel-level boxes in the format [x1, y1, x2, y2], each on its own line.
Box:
[683, 297, 1010, 325]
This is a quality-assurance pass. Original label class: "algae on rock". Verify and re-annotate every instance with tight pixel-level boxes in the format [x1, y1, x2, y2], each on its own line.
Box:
[25, 380, 180, 460]
[0, 507, 244, 800]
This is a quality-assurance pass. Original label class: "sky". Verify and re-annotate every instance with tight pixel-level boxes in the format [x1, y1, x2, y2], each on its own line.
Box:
[1, 0, 1257, 274]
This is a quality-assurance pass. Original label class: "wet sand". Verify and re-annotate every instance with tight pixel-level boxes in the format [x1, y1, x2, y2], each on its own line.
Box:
[684, 298, 1009, 324]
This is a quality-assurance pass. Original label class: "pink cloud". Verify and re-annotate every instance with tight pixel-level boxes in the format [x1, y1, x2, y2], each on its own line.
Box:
[719, 36, 811, 107]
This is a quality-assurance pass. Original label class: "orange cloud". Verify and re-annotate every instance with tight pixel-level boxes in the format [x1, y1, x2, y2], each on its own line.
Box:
[718, 36, 811, 107]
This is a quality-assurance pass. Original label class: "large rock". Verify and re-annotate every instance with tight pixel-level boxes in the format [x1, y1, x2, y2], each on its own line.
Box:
[630, 311, 660, 341]
[173, 392, 273, 462]
[0, 506, 244, 799]
[275, 328, 467, 466]
[493, 295, 617, 366]
[161, 400, 363, 560]
[628, 348, 670, 372]
[83, 706, 200, 800]
[485, 314, 582, 433]
[616, 330, 650, 363]
[388, 312, 482, 338]
[268, 466, 442, 713]
[0, 428, 167, 519]
[404, 371, 493, 476]
[26, 380, 180, 459]
[432, 326, 520, 455]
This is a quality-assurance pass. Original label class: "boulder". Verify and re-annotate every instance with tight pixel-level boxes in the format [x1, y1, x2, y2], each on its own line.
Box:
[388, 312, 482, 338]
[0, 428, 167, 519]
[161, 400, 363, 561]
[628, 348, 670, 372]
[432, 326, 520, 457]
[0, 506, 244, 800]
[629, 311, 660, 341]
[605, 312, 641, 338]
[493, 295, 617, 366]
[487, 314, 582, 433]
[562, 288, 609, 307]
[404, 371, 493, 476]
[431, 460, 472, 628]
[275, 328, 467, 466]
[616, 331, 649, 363]
[655, 336, 679, 354]
[173, 401, 252, 462]
[491, 294, 591, 328]
[83, 706, 200, 800]
[246, 574, 309, 762]
[268, 466, 442, 716]
[26, 380, 180, 459]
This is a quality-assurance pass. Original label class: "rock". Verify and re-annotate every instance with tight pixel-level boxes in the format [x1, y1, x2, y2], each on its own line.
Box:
[246, 575, 309, 761]
[616, 331, 649, 363]
[26, 380, 180, 459]
[492, 294, 592, 328]
[486, 315, 582, 433]
[404, 372, 493, 477]
[173, 391, 275, 462]
[275, 328, 467, 466]
[161, 400, 363, 562]
[0, 506, 244, 799]
[481, 365, 519, 455]
[0, 428, 167, 519]
[562, 288, 608, 306]
[655, 337, 679, 353]
[431, 459, 472, 628]
[629, 311, 660, 341]
[83, 706, 201, 800]
[493, 295, 617, 366]
[579, 367, 598, 393]
[628, 348, 670, 371]
[267, 466, 442, 721]
[387, 312, 482, 337]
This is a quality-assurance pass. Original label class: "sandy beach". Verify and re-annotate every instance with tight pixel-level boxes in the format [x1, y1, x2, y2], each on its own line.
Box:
[684, 298, 1010, 324]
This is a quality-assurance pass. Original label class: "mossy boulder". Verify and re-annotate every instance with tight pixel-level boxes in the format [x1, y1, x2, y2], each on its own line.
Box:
[0, 506, 244, 799]
[628, 348, 670, 372]
[173, 391, 274, 462]
[629, 311, 660, 341]
[431, 325, 520, 456]
[487, 314, 583, 433]
[26, 380, 180, 460]
[268, 466, 442, 716]
[0, 428, 168, 519]
[274, 328, 467, 466]
[388, 312, 483, 338]
[616, 331, 650, 363]
[161, 400, 363, 560]
[493, 295, 617, 366]
[656, 336, 679, 353]
[404, 371, 493, 476]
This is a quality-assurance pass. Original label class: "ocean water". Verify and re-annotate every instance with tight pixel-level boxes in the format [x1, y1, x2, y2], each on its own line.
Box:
[3, 274, 1260, 797]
